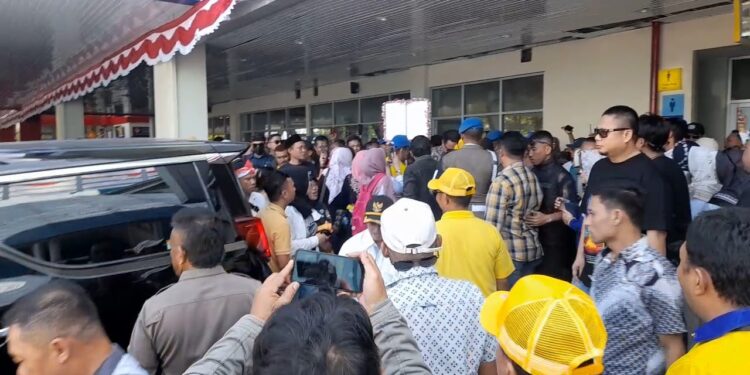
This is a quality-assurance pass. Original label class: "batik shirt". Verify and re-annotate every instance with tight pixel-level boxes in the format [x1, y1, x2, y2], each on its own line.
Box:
[387, 266, 497, 375]
[591, 238, 686, 375]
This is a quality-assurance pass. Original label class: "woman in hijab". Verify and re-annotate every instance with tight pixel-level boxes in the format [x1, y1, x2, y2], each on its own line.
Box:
[284, 168, 329, 254]
[351, 148, 396, 235]
[324, 147, 357, 251]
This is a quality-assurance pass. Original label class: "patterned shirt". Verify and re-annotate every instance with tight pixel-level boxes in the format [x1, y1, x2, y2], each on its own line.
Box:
[387, 266, 497, 375]
[485, 161, 543, 262]
[591, 238, 687, 375]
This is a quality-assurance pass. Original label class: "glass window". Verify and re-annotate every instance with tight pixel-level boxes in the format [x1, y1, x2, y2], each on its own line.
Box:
[435, 118, 462, 135]
[240, 114, 252, 133]
[334, 100, 359, 125]
[289, 107, 306, 128]
[252, 112, 268, 133]
[468, 115, 500, 131]
[269, 110, 286, 131]
[390, 92, 411, 100]
[503, 112, 543, 134]
[731, 59, 750, 100]
[312, 103, 333, 126]
[465, 81, 499, 114]
[432, 86, 461, 117]
[361, 96, 388, 123]
[502, 75, 543, 112]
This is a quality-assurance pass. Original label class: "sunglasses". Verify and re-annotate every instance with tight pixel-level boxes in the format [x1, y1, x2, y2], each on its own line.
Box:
[270, 140, 281, 144]
[593, 127, 630, 139]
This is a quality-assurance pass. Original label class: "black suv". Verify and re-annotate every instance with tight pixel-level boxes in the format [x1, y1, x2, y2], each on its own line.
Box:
[0, 139, 269, 370]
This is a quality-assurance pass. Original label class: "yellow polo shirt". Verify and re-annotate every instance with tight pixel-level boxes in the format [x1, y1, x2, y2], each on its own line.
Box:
[436, 210, 515, 296]
[258, 203, 291, 272]
[666, 331, 750, 374]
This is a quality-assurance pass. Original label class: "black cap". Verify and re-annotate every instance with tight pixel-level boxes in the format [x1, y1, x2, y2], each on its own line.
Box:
[364, 195, 395, 224]
[687, 122, 705, 137]
[566, 137, 586, 149]
[284, 134, 305, 149]
[251, 133, 266, 143]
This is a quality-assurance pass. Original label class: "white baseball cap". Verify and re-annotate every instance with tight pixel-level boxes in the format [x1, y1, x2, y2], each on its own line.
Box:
[380, 198, 441, 255]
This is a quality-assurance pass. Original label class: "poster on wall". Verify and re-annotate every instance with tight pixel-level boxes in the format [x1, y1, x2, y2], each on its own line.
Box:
[382, 98, 431, 141]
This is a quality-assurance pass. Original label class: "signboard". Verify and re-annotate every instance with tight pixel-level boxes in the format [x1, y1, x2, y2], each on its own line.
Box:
[382, 98, 431, 141]
[658, 68, 682, 92]
[661, 94, 685, 118]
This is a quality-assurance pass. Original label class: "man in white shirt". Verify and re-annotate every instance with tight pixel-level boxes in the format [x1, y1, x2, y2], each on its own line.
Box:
[339, 195, 398, 285]
[686, 122, 719, 151]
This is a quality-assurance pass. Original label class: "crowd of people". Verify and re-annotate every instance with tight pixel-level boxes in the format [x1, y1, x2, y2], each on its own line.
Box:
[3, 105, 750, 375]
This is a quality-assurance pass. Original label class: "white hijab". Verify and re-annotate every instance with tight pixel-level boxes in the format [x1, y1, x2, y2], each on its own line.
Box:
[325, 147, 353, 203]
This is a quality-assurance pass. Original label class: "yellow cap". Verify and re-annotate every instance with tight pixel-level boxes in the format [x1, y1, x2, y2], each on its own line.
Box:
[480, 275, 606, 375]
[427, 167, 476, 197]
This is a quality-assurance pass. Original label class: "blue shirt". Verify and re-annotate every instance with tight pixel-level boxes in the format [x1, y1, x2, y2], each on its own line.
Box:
[247, 154, 275, 169]
[694, 308, 750, 343]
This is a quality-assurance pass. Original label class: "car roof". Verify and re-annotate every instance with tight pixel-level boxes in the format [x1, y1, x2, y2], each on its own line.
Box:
[0, 139, 248, 177]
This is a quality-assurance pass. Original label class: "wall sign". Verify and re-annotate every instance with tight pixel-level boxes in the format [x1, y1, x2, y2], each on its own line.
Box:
[661, 94, 685, 118]
[658, 68, 682, 92]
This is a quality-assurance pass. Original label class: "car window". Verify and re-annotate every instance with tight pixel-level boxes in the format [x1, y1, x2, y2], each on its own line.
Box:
[0, 162, 210, 266]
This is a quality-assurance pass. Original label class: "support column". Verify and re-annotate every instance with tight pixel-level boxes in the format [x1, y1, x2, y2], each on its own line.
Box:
[55, 99, 85, 139]
[409, 66, 430, 99]
[154, 44, 209, 140]
[229, 109, 241, 141]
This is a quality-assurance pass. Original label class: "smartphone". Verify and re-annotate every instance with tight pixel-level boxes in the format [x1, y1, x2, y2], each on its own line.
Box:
[293, 250, 365, 299]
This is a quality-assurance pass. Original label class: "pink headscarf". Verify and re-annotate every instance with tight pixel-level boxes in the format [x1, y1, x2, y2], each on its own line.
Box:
[351, 148, 395, 235]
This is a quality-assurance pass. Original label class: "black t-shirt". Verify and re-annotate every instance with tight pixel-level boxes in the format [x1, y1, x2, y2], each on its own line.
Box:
[651, 155, 691, 260]
[579, 153, 670, 286]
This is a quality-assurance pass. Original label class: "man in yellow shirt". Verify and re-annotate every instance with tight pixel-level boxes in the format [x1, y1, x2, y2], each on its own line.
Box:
[257, 170, 296, 272]
[429, 167, 514, 296]
[668, 208, 750, 374]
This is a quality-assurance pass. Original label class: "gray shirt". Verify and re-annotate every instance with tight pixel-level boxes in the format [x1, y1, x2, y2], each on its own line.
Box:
[440, 144, 496, 206]
[128, 266, 261, 375]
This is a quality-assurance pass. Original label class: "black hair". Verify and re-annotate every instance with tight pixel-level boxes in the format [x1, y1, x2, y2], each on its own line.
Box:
[365, 140, 380, 150]
[497, 131, 528, 158]
[442, 129, 460, 143]
[268, 133, 281, 139]
[666, 118, 688, 142]
[602, 105, 639, 133]
[253, 292, 380, 375]
[430, 135, 443, 147]
[637, 114, 669, 152]
[462, 127, 483, 142]
[171, 207, 226, 268]
[3, 280, 104, 341]
[410, 135, 432, 157]
[686, 208, 750, 306]
[332, 139, 346, 148]
[262, 169, 290, 202]
[314, 135, 330, 144]
[530, 130, 554, 145]
[592, 187, 645, 229]
[346, 135, 363, 145]
[446, 194, 472, 208]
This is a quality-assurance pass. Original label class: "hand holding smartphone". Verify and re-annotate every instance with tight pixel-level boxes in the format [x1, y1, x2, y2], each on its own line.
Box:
[292, 250, 365, 300]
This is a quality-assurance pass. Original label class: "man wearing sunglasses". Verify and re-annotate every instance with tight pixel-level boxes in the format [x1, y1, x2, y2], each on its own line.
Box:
[572, 105, 669, 293]
[245, 133, 275, 169]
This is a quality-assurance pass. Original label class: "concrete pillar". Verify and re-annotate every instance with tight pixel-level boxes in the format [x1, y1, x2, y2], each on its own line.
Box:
[409, 66, 430, 99]
[229, 109, 241, 141]
[154, 44, 209, 140]
[55, 99, 85, 139]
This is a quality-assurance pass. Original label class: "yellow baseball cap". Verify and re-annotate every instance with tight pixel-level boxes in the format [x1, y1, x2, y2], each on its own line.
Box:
[427, 167, 476, 197]
[480, 275, 606, 375]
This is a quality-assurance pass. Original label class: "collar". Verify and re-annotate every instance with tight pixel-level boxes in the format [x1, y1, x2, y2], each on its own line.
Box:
[462, 143, 481, 149]
[440, 210, 475, 220]
[504, 161, 524, 171]
[179, 265, 226, 282]
[694, 308, 750, 343]
[93, 344, 125, 375]
[601, 237, 649, 262]
[387, 265, 438, 287]
[267, 203, 288, 217]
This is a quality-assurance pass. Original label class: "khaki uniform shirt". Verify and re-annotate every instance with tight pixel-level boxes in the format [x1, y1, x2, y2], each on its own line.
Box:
[258, 203, 292, 272]
[128, 266, 260, 375]
[441, 143, 496, 207]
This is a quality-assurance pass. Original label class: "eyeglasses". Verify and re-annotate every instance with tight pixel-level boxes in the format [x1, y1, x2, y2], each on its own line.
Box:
[270, 140, 281, 144]
[593, 127, 630, 139]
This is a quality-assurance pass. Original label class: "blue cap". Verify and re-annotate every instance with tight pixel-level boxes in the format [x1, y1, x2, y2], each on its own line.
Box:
[486, 130, 503, 142]
[391, 135, 410, 149]
[378, 139, 387, 145]
[459, 117, 483, 134]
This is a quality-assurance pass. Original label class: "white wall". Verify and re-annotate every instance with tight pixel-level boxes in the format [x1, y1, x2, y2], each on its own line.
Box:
[211, 13, 735, 142]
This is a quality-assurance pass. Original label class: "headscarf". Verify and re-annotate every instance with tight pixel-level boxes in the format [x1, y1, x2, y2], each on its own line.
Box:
[325, 147, 353, 204]
[284, 165, 314, 218]
[352, 148, 387, 187]
[351, 148, 394, 234]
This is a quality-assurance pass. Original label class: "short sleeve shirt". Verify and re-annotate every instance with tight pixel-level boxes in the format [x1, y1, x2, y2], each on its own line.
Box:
[436, 210, 514, 296]
[591, 238, 686, 375]
[257, 203, 291, 272]
[387, 266, 497, 375]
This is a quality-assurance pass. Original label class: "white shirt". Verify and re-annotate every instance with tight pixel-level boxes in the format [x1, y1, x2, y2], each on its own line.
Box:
[285, 206, 321, 254]
[694, 137, 719, 151]
[339, 230, 398, 286]
[249, 191, 268, 215]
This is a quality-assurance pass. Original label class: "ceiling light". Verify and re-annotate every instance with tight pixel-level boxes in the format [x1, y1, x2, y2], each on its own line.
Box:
[501, 34, 511, 39]
[240, 58, 248, 62]
[376, 16, 387, 22]
[295, 40, 303, 45]
[638, 8, 649, 13]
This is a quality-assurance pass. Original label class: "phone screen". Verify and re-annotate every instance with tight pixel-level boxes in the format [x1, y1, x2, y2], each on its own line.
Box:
[293, 250, 365, 296]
